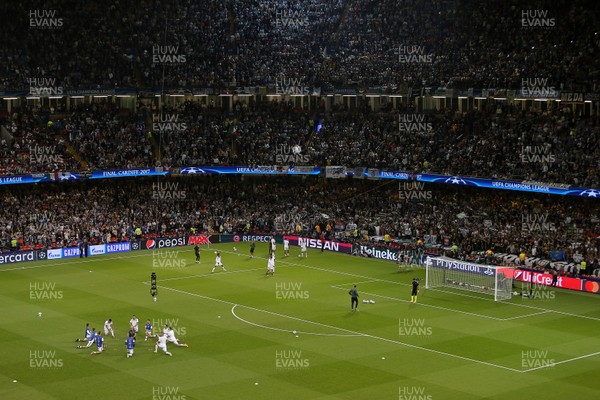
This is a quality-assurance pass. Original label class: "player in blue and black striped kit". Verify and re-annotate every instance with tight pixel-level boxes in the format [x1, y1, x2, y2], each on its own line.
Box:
[76, 327, 96, 348]
[75, 323, 91, 342]
[91, 332, 104, 355]
[144, 319, 156, 341]
[126, 333, 136, 358]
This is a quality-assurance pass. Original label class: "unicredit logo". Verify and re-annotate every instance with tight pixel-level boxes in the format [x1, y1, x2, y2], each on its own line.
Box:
[146, 240, 156, 249]
[233, 235, 240, 242]
[514, 270, 523, 279]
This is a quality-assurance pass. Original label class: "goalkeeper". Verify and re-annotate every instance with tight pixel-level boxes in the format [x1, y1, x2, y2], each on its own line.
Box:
[411, 278, 420, 303]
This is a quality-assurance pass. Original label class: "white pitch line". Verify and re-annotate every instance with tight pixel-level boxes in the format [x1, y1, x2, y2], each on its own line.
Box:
[502, 311, 552, 321]
[330, 284, 507, 321]
[156, 284, 524, 373]
[230, 305, 362, 337]
[331, 282, 553, 322]
[0, 252, 148, 272]
[261, 251, 600, 323]
[521, 350, 600, 372]
[155, 267, 266, 283]
[159, 248, 600, 323]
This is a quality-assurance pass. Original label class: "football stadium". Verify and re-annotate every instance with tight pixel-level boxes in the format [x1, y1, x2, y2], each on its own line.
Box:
[1, 1, 599, 399]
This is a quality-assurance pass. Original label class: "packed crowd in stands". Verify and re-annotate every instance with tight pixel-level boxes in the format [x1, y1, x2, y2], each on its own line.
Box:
[63, 102, 153, 170]
[1, 0, 598, 91]
[0, 106, 79, 175]
[0, 176, 598, 272]
[1, 100, 598, 187]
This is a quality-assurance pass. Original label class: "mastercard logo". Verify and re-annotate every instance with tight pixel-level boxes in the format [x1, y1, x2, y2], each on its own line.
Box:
[584, 281, 600, 293]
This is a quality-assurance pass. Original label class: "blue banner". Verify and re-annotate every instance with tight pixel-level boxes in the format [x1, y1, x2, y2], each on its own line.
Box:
[364, 170, 599, 198]
[0, 166, 597, 199]
[90, 168, 169, 179]
[427, 257, 497, 277]
[0, 175, 44, 185]
[106, 242, 131, 253]
[179, 166, 320, 175]
[61, 247, 81, 258]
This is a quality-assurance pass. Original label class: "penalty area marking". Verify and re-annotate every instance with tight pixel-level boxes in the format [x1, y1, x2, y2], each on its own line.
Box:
[156, 284, 524, 373]
[330, 283, 552, 322]
[231, 305, 362, 337]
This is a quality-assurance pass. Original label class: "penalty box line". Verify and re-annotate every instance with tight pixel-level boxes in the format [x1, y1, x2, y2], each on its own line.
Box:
[160, 249, 600, 323]
[154, 283, 524, 374]
[330, 282, 552, 322]
[258, 251, 600, 324]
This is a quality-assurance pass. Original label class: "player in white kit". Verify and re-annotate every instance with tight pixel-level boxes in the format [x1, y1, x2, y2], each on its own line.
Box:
[266, 254, 275, 276]
[283, 238, 290, 257]
[103, 318, 115, 338]
[300, 238, 307, 258]
[154, 333, 173, 356]
[212, 253, 226, 272]
[165, 326, 189, 347]
[129, 315, 139, 336]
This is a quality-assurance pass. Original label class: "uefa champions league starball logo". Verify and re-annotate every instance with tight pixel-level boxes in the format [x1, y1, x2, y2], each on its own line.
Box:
[579, 189, 599, 198]
[444, 176, 467, 185]
[180, 167, 206, 174]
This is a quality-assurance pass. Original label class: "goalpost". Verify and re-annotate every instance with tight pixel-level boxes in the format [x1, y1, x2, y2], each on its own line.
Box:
[425, 256, 515, 301]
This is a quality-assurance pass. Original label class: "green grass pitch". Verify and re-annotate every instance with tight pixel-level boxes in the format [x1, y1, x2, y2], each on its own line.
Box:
[2, 243, 600, 399]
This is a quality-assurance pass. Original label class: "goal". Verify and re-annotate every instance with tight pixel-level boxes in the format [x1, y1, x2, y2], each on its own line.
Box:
[425, 256, 515, 301]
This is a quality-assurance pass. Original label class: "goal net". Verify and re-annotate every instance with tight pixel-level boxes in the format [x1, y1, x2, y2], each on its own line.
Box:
[425, 256, 515, 301]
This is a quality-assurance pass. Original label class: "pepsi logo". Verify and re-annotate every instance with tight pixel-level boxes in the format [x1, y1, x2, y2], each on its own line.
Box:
[146, 240, 156, 250]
